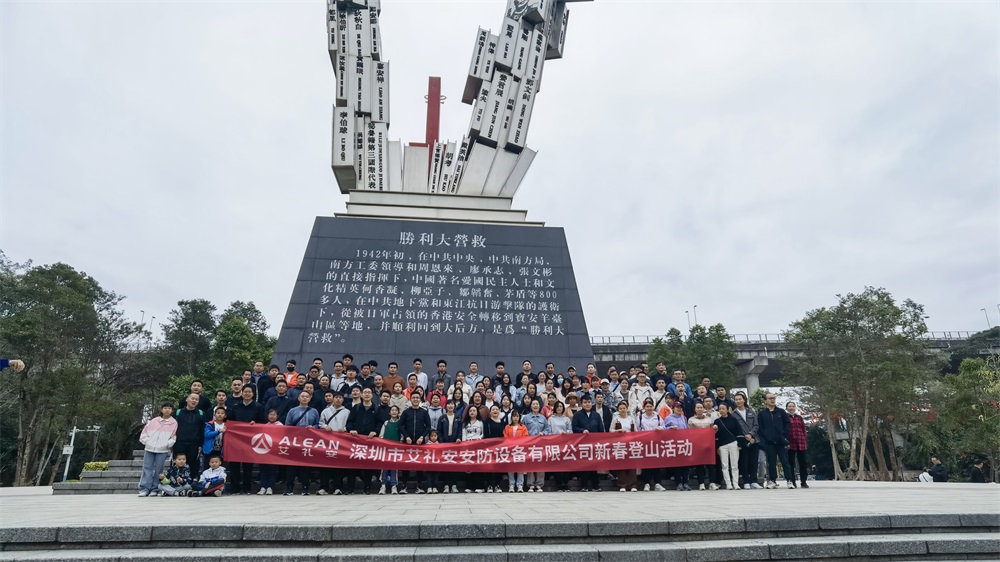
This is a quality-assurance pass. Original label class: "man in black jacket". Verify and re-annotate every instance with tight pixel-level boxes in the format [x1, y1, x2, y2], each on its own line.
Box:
[572, 395, 605, 491]
[346, 388, 379, 494]
[399, 393, 431, 494]
[178, 380, 212, 413]
[929, 456, 949, 482]
[174, 394, 207, 479]
[264, 380, 295, 423]
[228, 386, 265, 493]
[757, 393, 793, 489]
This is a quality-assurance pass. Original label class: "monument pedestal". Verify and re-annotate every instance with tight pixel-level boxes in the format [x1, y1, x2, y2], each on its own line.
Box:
[274, 215, 593, 372]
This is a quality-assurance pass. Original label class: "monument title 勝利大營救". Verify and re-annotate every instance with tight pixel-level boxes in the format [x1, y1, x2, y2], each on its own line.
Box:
[272, 0, 596, 371]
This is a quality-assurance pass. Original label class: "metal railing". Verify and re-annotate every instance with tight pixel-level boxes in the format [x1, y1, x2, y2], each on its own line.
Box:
[590, 331, 978, 346]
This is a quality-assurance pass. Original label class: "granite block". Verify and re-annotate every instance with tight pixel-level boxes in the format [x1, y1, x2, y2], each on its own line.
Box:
[686, 542, 770, 562]
[589, 520, 668, 537]
[926, 535, 1000, 554]
[669, 518, 744, 535]
[505, 521, 586, 539]
[58, 527, 152, 543]
[507, 544, 597, 562]
[242, 525, 331, 542]
[0, 527, 59, 544]
[818, 514, 890, 530]
[150, 525, 243, 542]
[769, 540, 850, 559]
[848, 536, 927, 556]
[412, 545, 506, 562]
[418, 521, 504, 540]
[595, 543, 685, 562]
[319, 547, 416, 561]
[744, 517, 818, 532]
[961, 513, 1000, 528]
[331, 523, 419, 542]
[890, 513, 962, 529]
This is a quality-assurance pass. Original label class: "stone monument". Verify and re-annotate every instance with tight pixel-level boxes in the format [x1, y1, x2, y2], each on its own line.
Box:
[273, 0, 595, 370]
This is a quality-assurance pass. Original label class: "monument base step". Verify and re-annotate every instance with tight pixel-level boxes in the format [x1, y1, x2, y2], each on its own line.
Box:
[1, 533, 997, 561]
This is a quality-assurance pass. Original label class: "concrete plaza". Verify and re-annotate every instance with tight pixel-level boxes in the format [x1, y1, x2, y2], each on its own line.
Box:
[1, 480, 997, 527]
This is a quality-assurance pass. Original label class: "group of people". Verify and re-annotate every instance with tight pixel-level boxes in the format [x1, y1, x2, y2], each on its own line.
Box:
[137, 356, 813, 497]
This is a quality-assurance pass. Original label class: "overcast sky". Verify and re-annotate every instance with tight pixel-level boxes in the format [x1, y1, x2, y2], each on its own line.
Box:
[2, 0, 997, 341]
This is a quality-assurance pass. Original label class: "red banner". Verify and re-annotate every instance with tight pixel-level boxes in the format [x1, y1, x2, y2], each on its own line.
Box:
[222, 422, 714, 472]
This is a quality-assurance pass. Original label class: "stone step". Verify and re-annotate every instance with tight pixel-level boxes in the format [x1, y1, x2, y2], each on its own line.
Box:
[131, 449, 144, 459]
[52, 482, 136, 495]
[0, 533, 996, 561]
[80, 470, 142, 480]
[107, 460, 145, 468]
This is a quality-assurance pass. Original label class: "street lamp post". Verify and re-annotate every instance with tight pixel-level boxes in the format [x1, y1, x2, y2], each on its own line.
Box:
[982, 309, 992, 331]
[62, 426, 101, 482]
[685, 311, 691, 331]
[693, 305, 698, 327]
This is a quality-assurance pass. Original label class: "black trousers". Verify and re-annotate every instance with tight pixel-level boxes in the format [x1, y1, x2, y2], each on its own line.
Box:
[286, 465, 311, 493]
[173, 442, 201, 479]
[554, 471, 571, 490]
[788, 449, 808, 484]
[579, 471, 600, 489]
[229, 461, 254, 493]
[738, 443, 758, 486]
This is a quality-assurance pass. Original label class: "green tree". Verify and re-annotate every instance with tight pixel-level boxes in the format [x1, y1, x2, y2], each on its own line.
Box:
[0, 254, 146, 485]
[682, 323, 738, 390]
[782, 287, 941, 481]
[935, 357, 1000, 482]
[162, 299, 217, 376]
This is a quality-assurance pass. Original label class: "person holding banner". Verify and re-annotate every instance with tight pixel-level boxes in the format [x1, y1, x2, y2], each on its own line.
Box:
[399, 392, 431, 494]
[547, 402, 574, 491]
[609, 401, 638, 492]
[436, 399, 463, 493]
[522, 399, 550, 492]
[572, 395, 606, 492]
[484, 405, 507, 493]
[637, 398, 665, 491]
[378, 405, 403, 495]
[461, 404, 486, 493]
[346, 387, 380, 495]
[504, 411, 529, 492]
[688, 402, 718, 490]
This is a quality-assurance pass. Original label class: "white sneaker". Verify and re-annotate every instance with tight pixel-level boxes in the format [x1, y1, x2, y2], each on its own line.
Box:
[654, 484, 666, 491]
[630, 487, 638, 492]
[486, 486, 493, 493]
[536, 486, 544, 493]
[509, 485, 516, 493]
[317, 489, 328, 496]
[751, 483, 763, 489]
[787, 481, 794, 489]
[265, 487, 273, 495]
[138, 490, 149, 497]
[619, 487, 627, 492]
[698, 484, 706, 491]
[495, 486, 503, 493]
[257, 488, 266, 495]
[391, 485, 398, 495]
[332, 489, 342, 495]
[442, 486, 450, 494]
[378, 485, 386, 495]
[709, 483, 720, 491]
[475, 489, 484, 493]
[517, 486, 524, 493]
[399, 487, 408, 494]
[451, 485, 459, 494]
[415, 488, 425, 494]
[464, 489, 472, 493]
[765, 480, 777, 489]
[643, 483, 651, 492]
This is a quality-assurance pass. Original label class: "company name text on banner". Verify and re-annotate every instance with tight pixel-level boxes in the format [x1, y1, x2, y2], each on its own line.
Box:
[223, 422, 715, 472]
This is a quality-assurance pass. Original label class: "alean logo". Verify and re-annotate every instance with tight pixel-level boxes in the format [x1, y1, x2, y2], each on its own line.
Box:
[251, 433, 273, 455]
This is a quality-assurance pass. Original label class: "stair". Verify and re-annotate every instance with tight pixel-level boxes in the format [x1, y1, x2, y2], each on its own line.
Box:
[53, 450, 151, 495]
[0, 513, 996, 561]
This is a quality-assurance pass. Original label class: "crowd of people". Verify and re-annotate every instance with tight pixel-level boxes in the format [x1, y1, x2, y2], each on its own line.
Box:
[137, 357, 813, 497]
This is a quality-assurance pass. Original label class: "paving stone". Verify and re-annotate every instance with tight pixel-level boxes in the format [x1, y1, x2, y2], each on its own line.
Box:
[331, 523, 419, 542]
[505, 521, 586, 539]
[961, 513, 1000, 528]
[507, 544, 598, 562]
[818, 514, 890, 530]
[418, 521, 504, 540]
[319, 547, 415, 561]
[242, 525, 331, 542]
[0, 527, 58, 544]
[594, 542, 685, 561]
[769, 539, 850, 559]
[58, 527, 152, 543]
[926, 534, 1000, 554]
[669, 518, 744, 535]
[150, 525, 244, 542]
[589, 520, 668, 537]
[0, 549, 126, 561]
[685, 540, 770, 562]
[848, 535, 927, 556]
[744, 516, 818, 532]
[412, 546, 506, 562]
[890, 513, 962, 529]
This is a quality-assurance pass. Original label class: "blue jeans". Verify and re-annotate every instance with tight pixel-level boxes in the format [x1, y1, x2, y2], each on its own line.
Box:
[761, 442, 792, 482]
[139, 451, 169, 493]
[381, 470, 397, 486]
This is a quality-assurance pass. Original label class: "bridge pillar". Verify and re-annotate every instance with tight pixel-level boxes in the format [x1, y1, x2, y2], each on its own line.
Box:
[739, 356, 768, 395]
